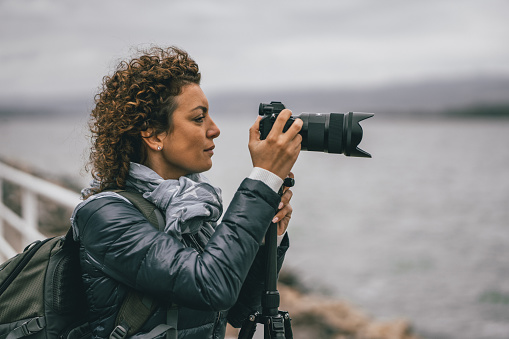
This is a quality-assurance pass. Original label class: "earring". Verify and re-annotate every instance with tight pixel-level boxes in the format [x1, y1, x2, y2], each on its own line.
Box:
[157, 146, 162, 151]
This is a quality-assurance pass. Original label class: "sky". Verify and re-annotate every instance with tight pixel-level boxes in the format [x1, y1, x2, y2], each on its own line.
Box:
[1, 0, 508, 103]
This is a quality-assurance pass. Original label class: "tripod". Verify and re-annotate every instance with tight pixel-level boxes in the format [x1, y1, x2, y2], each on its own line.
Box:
[238, 179, 294, 339]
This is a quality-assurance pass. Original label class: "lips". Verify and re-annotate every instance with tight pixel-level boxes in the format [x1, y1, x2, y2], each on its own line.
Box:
[204, 145, 215, 152]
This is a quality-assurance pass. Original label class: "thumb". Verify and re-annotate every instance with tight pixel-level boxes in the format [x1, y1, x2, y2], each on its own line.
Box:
[249, 116, 262, 142]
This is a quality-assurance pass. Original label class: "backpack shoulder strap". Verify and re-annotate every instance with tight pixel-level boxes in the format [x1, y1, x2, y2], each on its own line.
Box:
[106, 189, 176, 339]
[111, 189, 165, 231]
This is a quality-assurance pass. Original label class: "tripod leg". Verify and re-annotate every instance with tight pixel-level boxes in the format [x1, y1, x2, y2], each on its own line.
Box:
[280, 311, 293, 339]
[238, 314, 258, 339]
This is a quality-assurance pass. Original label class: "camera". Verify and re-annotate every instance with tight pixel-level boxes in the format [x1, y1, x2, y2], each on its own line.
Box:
[259, 101, 374, 157]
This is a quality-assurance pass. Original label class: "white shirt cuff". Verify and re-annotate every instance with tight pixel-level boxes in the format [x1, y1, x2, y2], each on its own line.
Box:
[261, 231, 287, 247]
[248, 167, 283, 193]
[277, 232, 286, 247]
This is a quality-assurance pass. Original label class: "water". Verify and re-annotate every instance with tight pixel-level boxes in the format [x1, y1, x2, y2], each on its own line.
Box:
[1, 113, 508, 339]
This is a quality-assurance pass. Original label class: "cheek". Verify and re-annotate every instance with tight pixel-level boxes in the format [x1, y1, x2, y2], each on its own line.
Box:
[164, 128, 204, 160]
[165, 130, 190, 151]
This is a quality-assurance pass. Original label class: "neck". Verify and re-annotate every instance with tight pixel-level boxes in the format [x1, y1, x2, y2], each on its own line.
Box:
[142, 155, 187, 180]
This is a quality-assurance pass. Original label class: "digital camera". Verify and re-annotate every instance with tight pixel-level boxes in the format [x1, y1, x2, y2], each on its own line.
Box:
[259, 101, 373, 157]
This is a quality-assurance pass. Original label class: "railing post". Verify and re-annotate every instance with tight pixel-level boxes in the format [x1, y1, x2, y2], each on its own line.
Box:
[0, 161, 81, 260]
[22, 189, 38, 244]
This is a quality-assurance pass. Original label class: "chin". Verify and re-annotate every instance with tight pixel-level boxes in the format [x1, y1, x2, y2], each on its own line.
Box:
[194, 162, 213, 174]
[203, 164, 213, 172]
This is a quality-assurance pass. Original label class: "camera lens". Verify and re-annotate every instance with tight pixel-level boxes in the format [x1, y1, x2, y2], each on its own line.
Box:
[296, 112, 373, 157]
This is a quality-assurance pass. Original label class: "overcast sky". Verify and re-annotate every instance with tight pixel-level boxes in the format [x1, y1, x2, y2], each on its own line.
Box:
[1, 0, 508, 102]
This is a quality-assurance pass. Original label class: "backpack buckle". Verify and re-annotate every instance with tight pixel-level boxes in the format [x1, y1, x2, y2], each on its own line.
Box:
[24, 317, 45, 334]
[9, 317, 46, 338]
[109, 325, 128, 339]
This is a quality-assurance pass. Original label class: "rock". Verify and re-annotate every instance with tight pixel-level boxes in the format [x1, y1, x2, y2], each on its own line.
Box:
[278, 284, 421, 339]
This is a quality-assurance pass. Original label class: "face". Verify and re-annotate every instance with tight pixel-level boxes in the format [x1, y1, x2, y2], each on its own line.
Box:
[158, 83, 220, 179]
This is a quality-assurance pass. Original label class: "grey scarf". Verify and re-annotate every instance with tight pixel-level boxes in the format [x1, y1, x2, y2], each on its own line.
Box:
[125, 162, 223, 243]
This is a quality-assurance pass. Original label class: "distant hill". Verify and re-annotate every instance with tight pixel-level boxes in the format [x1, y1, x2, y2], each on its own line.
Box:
[0, 95, 94, 118]
[208, 75, 509, 118]
[1, 75, 508, 118]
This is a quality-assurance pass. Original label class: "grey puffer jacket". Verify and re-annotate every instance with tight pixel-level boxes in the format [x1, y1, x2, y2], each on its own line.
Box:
[72, 178, 289, 339]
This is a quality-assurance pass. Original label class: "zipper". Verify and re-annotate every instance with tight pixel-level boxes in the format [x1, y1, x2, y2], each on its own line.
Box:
[189, 234, 204, 253]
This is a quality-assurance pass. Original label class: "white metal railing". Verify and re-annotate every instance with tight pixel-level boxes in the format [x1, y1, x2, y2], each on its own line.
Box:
[0, 161, 81, 261]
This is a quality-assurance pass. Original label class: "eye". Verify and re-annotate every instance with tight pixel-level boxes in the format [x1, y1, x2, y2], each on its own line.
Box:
[194, 115, 205, 123]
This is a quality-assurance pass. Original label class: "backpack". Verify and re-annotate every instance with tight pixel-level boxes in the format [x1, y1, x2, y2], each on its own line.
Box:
[0, 190, 176, 339]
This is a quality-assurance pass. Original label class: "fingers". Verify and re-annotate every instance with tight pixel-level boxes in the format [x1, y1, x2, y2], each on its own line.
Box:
[280, 189, 293, 209]
[270, 109, 292, 134]
[272, 188, 293, 223]
[267, 109, 303, 140]
[277, 217, 291, 236]
[272, 202, 292, 224]
[287, 117, 303, 138]
[274, 203, 292, 235]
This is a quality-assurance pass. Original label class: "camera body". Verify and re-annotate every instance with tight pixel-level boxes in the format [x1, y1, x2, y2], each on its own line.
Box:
[259, 101, 373, 157]
[259, 101, 296, 139]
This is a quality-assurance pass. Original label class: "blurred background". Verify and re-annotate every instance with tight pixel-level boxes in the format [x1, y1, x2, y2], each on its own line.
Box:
[1, 1, 508, 338]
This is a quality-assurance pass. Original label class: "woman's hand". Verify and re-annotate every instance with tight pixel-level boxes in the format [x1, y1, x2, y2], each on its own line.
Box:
[248, 109, 302, 180]
[272, 172, 295, 235]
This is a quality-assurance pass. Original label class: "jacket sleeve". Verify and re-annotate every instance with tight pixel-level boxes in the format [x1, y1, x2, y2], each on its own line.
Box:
[227, 234, 289, 328]
[74, 178, 280, 312]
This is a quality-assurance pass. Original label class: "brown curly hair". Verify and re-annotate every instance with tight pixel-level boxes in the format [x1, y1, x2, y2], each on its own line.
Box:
[86, 46, 201, 196]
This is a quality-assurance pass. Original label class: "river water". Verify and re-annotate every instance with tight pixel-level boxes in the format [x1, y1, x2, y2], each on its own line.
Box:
[1, 113, 508, 339]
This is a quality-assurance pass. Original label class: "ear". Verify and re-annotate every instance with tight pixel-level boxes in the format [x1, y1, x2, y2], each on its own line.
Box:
[140, 128, 167, 151]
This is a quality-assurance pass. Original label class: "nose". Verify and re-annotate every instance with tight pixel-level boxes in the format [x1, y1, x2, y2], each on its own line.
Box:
[207, 118, 220, 139]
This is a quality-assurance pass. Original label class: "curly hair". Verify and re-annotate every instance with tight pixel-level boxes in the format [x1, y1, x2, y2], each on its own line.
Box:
[86, 46, 201, 196]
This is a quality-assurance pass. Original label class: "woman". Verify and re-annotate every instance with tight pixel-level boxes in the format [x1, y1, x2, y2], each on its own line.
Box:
[71, 46, 302, 338]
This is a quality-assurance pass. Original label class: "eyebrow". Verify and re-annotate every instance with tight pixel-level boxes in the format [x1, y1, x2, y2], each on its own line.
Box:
[192, 105, 208, 114]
